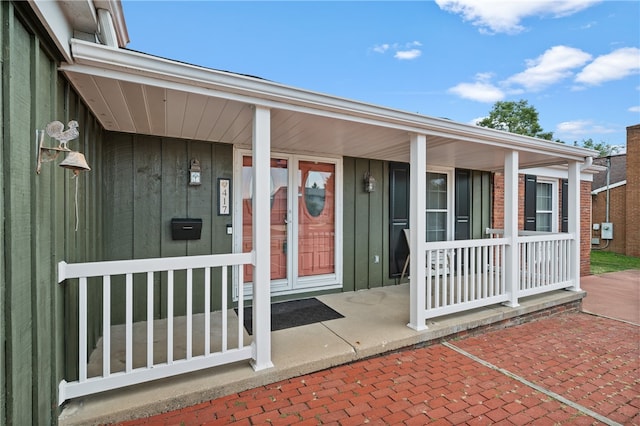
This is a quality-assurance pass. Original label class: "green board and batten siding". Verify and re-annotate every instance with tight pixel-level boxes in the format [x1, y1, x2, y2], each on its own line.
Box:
[100, 134, 235, 324]
[2, 3, 104, 423]
[343, 157, 395, 291]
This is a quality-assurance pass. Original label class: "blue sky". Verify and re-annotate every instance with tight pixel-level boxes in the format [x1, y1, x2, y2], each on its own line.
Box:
[122, 1, 639, 148]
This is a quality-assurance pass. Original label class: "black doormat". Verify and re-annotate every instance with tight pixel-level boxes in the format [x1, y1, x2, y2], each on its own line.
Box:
[238, 298, 344, 335]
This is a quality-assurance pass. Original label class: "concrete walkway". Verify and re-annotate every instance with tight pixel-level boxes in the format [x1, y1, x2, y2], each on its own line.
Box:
[59, 271, 640, 425]
[581, 269, 639, 325]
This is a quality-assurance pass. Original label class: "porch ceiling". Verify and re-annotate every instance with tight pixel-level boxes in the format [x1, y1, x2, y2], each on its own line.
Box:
[61, 40, 596, 171]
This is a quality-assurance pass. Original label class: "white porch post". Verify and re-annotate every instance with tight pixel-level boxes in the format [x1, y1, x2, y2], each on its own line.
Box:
[567, 160, 581, 291]
[503, 150, 520, 307]
[250, 105, 274, 371]
[407, 133, 427, 331]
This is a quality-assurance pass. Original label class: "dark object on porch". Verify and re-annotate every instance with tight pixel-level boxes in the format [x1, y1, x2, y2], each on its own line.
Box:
[239, 298, 344, 335]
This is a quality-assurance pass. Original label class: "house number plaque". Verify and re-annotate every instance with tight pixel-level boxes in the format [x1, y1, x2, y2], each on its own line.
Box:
[218, 178, 231, 216]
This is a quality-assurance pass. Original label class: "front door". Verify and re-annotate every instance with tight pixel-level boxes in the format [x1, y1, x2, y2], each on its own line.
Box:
[237, 152, 341, 296]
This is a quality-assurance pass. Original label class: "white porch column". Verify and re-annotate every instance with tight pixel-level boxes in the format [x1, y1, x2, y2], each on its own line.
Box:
[407, 133, 427, 331]
[567, 160, 581, 291]
[250, 105, 274, 371]
[503, 150, 520, 307]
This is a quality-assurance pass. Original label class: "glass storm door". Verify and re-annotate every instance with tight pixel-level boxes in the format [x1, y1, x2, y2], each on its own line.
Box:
[298, 161, 335, 278]
[240, 154, 338, 294]
[241, 157, 289, 286]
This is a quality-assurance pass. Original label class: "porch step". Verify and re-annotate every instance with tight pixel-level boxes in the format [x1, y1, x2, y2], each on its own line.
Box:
[59, 285, 584, 425]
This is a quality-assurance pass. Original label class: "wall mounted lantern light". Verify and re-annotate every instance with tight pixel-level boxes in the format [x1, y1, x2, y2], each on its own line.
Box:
[189, 158, 201, 186]
[364, 171, 376, 193]
[36, 120, 91, 175]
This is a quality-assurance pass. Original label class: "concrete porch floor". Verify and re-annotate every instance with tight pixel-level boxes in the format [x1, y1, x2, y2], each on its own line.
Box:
[58, 284, 584, 425]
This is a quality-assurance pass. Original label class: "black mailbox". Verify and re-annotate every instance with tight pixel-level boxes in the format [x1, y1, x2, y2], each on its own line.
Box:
[171, 218, 203, 240]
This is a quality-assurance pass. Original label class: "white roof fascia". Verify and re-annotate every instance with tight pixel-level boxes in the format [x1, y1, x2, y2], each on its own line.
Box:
[592, 180, 627, 195]
[63, 39, 597, 164]
[521, 164, 606, 181]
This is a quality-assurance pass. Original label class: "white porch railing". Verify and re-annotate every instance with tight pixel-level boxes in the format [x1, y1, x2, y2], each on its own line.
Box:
[422, 232, 575, 320]
[518, 233, 573, 297]
[423, 238, 509, 318]
[57, 253, 253, 406]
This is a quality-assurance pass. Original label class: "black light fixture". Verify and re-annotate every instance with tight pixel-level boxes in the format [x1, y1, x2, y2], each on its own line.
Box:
[364, 171, 376, 193]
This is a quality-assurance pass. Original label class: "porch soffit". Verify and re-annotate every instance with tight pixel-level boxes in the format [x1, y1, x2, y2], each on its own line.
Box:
[60, 40, 596, 171]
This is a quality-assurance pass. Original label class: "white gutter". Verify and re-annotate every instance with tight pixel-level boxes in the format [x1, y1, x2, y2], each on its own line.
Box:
[592, 180, 626, 195]
[62, 39, 597, 163]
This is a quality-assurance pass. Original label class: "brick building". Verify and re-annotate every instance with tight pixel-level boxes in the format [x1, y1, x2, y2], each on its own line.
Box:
[591, 124, 639, 257]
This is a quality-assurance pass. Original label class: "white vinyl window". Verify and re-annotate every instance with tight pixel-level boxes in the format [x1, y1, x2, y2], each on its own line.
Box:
[536, 180, 557, 232]
[426, 170, 453, 241]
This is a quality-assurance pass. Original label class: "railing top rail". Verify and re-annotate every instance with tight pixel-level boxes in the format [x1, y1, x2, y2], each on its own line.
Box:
[517, 233, 575, 243]
[58, 252, 252, 282]
[424, 237, 508, 250]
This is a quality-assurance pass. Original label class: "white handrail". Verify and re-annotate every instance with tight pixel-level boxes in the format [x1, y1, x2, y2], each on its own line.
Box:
[58, 252, 252, 282]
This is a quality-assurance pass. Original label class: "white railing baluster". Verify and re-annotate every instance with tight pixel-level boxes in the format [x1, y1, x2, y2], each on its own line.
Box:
[79, 277, 88, 382]
[469, 246, 476, 301]
[125, 273, 133, 373]
[490, 247, 496, 297]
[463, 247, 469, 303]
[427, 250, 433, 309]
[482, 245, 488, 298]
[186, 269, 193, 360]
[500, 245, 505, 295]
[441, 250, 448, 306]
[103, 276, 111, 377]
[221, 265, 228, 352]
[167, 270, 174, 364]
[204, 267, 211, 356]
[456, 248, 462, 304]
[146, 272, 154, 368]
[237, 265, 244, 349]
[562, 240, 568, 281]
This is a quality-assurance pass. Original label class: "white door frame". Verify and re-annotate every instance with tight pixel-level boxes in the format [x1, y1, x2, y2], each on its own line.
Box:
[233, 148, 343, 298]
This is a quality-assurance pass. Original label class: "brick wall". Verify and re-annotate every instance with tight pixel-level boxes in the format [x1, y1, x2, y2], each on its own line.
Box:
[592, 185, 626, 254]
[492, 173, 592, 276]
[626, 124, 640, 257]
[580, 181, 591, 276]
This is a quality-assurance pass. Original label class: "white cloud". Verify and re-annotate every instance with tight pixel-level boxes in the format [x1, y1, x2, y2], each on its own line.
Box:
[372, 41, 423, 60]
[555, 119, 617, 139]
[575, 47, 640, 85]
[435, 0, 601, 34]
[372, 43, 390, 54]
[448, 73, 505, 102]
[505, 46, 592, 91]
[395, 49, 422, 60]
[629, 106, 640, 113]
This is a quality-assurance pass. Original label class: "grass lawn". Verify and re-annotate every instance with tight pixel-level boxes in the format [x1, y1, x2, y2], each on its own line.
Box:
[590, 250, 640, 274]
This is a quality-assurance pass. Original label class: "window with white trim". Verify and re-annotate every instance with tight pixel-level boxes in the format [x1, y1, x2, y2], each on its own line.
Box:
[535, 181, 554, 232]
[426, 171, 451, 241]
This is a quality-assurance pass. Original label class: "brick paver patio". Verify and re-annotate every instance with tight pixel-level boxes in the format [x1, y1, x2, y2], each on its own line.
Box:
[117, 311, 639, 425]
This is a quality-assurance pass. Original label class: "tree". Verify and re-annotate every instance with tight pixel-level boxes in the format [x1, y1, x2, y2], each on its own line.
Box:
[477, 100, 554, 140]
[574, 138, 620, 157]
